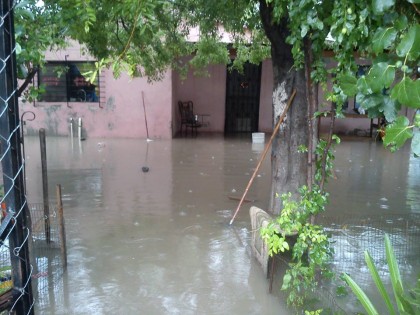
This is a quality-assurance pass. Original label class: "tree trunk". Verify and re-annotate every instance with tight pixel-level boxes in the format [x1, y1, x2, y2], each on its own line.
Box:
[260, 1, 309, 215]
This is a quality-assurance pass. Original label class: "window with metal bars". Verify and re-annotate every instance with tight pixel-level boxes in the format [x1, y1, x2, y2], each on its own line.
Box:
[38, 61, 99, 102]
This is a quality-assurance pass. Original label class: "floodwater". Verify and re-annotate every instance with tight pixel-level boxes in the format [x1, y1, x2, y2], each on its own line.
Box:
[22, 135, 419, 314]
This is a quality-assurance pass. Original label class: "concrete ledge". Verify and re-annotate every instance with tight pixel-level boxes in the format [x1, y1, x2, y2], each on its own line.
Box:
[249, 206, 275, 277]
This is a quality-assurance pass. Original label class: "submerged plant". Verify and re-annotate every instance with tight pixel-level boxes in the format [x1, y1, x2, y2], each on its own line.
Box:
[261, 187, 332, 307]
[260, 136, 340, 308]
[343, 234, 420, 315]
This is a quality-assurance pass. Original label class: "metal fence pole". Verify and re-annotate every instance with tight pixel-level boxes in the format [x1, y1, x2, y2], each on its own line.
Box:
[39, 128, 50, 243]
[56, 185, 67, 269]
[0, 1, 34, 314]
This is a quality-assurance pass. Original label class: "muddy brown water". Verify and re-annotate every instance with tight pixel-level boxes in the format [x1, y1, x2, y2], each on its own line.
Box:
[22, 135, 419, 314]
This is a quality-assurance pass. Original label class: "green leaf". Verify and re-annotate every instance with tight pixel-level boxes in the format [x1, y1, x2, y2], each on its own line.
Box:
[301, 24, 309, 38]
[372, 27, 397, 54]
[385, 234, 406, 313]
[15, 42, 22, 55]
[391, 77, 420, 109]
[396, 24, 420, 61]
[365, 251, 396, 315]
[282, 273, 292, 290]
[380, 96, 398, 122]
[412, 130, 420, 156]
[394, 15, 408, 31]
[406, 0, 420, 4]
[357, 76, 372, 94]
[343, 273, 379, 315]
[340, 74, 358, 97]
[372, 0, 395, 14]
[356, 93, 384, 110]
[366, 63, 395, 92]
[383, 116, 413, 150]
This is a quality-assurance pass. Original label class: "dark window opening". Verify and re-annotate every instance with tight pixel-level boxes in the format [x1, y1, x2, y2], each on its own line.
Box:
[38, 62, 99, 102]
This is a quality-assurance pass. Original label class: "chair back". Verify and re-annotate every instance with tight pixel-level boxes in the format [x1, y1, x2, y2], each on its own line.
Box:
[178, 101, 195, 123]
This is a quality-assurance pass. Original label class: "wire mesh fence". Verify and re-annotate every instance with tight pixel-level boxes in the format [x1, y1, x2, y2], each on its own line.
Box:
[319, 213, 420, 287]
[0, 1, 34, 313]
[265, 213, 420, 314]
[29, 203, 67, 311]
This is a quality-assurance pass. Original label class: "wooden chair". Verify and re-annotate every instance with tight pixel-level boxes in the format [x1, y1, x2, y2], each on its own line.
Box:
[178, 101, 202, 136]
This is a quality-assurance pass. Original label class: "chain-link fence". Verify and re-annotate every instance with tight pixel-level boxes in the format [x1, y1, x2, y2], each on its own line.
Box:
[0, 1, 34, 313]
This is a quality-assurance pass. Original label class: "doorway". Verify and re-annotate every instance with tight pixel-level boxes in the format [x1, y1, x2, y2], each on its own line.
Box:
[224, 62, 262, 133]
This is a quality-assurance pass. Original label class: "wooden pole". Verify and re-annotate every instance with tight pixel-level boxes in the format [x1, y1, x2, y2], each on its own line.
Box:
[56, 184, 67, 269]
[39, 128, 51, 243]
[141, 91, 150, 140]
[229, 89, 296, 225]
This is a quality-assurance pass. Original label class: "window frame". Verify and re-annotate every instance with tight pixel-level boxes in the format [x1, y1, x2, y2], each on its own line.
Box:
[38, 61, 100, 103]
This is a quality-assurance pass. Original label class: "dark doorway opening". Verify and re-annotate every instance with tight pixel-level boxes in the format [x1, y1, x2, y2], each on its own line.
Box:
[224, 62, 262, 134]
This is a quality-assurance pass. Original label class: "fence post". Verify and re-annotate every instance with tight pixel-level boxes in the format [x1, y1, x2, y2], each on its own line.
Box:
[39, 128, 50, 244]
[0, 1, 34, 313]
[56, 185, 67, 269]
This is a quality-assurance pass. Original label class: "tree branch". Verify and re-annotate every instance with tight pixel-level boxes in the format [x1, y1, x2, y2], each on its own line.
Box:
[17, 66, 39, 98]
[412, 3, 420, 16]
[319, 105, 336, 192]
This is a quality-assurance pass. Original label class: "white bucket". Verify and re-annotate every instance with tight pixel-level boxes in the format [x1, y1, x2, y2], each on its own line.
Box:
[252, 132, 265, 144]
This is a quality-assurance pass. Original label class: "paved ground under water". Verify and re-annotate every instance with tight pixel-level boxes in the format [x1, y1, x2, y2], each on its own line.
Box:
[22, 135, 419, 314]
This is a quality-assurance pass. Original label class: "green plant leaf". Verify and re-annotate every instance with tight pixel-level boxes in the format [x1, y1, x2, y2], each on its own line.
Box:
[366, 63, 395, 92]
[385, 234, 405, 313]
[343, 273, 379, 315]
[380, 96, 398, 122]
[383, 116, 413, 150]
[356, 93, 384, 110]
[357, 76, 372, 94]
[372, 27, 397, 54]
[396, 24, 420, 61]
[282, 273, 292, 290]
[340, 74, 358, 97]
[372, 0, 395, 14]
[365, 251, 396, 315]
[390, 77, 420, 109]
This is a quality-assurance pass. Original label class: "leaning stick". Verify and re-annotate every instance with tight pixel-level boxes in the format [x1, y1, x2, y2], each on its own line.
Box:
[141, 91, 150, 140]
[229, 89, 297, 225]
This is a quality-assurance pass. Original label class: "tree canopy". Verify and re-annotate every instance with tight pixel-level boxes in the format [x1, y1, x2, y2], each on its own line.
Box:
[13, 1, 419, 308]
[15, 0, 420, 154]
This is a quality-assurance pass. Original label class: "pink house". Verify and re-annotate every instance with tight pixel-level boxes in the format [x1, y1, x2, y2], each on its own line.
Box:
[18, 41, 274, 139]
[19, 41, 378, 139]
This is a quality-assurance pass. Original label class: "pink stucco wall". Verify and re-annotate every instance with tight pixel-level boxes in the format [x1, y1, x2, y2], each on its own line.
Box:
[173, 63, 227, 133]
[21, 71, 173, 139]
[20, 41, 173, 139]
[21, 40, 379, 139]
[173, 59, 274, 134]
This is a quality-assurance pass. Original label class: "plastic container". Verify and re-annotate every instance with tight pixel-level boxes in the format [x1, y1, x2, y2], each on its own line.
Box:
[252, 132, 265, 144]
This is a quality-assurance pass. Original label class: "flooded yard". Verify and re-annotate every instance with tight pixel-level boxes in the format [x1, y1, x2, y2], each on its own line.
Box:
[22, 135, 419, 314]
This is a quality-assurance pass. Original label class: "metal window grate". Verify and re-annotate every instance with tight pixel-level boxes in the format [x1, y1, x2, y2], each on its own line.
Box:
[38, 61, 100, 102]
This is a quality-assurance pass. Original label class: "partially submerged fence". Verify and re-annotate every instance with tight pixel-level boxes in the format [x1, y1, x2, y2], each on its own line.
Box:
[256, 212, 420, 314]
[0, 1, 34, 313]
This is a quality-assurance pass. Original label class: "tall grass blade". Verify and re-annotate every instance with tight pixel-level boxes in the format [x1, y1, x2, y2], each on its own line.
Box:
[364, 250, 396, 315]
[385, 234, 405, 313]
[343, 273, 379, 315]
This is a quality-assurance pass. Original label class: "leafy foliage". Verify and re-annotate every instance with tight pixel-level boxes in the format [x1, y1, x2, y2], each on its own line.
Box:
[261, 137, 340, 308]
[266, 0, 419, 153]
[383, 116, 414, 152]
[343, 234, 420, 315]
[15, 0, 419, 153]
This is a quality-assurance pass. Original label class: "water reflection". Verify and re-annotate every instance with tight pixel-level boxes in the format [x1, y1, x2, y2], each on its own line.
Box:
[24, 136, 285, 314]
[22, 136, 419, 314]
